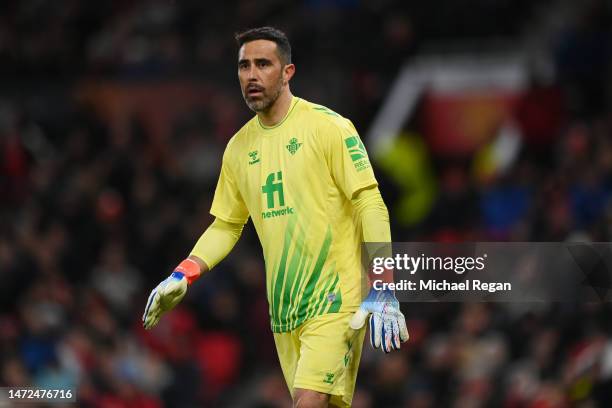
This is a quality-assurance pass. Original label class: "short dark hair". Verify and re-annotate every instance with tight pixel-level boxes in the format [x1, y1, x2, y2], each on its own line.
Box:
[235, 26, 292, 65]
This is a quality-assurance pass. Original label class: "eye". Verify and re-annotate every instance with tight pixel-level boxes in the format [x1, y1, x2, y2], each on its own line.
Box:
[257, 61, 270, 68]
[238, 62, 248, 70]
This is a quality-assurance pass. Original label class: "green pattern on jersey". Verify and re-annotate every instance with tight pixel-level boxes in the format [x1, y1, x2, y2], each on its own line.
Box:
[270, 224, 342, 332]
[278, 223, 306, 330]
[271, 217, 296, 326]
[313, 105, 340, 117]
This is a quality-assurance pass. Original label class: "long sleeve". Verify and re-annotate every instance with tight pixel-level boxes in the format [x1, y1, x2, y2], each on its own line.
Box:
[352, 186, 393, 281]
[352, 186, 391, 243]
[190, 218, 244, 270]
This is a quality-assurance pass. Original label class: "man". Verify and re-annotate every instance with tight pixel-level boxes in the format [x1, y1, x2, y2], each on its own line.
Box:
[142, 27, 408, 407]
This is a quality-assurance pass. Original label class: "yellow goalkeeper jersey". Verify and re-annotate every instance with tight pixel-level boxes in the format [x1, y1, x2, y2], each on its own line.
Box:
[210, 97, 377, 333]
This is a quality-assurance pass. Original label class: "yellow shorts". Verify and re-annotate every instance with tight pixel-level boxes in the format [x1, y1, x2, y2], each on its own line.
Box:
[273, 312, 366, 407]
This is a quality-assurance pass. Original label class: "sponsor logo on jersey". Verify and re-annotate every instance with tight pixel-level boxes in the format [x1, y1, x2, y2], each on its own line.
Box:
[262, 207, 295, 218]
[262, 171, 285, 208]
[344, 135, 371, 172]
[261, 171, 294, 218]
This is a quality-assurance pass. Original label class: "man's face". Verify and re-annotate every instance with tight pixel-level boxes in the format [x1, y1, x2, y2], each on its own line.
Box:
[238, 39, 288, 112]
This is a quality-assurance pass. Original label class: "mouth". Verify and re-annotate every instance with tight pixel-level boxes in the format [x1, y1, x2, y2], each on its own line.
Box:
[246, 85, 264, 98]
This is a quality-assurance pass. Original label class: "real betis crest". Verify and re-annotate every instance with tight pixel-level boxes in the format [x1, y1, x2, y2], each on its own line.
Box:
[286, 137, 302, 155]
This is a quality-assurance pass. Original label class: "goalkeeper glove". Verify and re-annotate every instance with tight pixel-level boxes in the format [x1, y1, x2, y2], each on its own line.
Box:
[142, 259, 200, 330]
[349, 287, 409, 353]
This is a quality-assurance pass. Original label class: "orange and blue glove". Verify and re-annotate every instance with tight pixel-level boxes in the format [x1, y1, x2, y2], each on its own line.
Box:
[142, 259, 200, 330]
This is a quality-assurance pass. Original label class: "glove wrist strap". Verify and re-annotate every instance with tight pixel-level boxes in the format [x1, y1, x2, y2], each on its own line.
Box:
[175, 259, 201, 284]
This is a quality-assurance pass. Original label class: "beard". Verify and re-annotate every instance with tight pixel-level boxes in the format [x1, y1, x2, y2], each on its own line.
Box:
[243, 78, 283, 113]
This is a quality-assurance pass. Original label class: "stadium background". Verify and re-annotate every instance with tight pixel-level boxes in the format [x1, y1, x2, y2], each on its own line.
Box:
[1, 0, 611, 406]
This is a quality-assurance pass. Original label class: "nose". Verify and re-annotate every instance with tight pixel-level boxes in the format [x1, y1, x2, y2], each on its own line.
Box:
[246, 65, 258, 82]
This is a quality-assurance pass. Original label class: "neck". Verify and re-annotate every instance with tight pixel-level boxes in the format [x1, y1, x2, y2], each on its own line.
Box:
[258, 89, 293, 127]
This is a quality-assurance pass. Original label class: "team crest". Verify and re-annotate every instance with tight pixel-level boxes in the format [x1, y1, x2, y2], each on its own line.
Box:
[286, 138, 302, 155]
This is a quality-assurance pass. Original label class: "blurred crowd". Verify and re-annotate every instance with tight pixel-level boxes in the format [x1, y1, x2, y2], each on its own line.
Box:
[1, 0, 612, 407]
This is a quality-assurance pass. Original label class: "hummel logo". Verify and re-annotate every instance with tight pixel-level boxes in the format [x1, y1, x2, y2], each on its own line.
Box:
[286, 138, 302, 155]
[248, 150, 260, 165]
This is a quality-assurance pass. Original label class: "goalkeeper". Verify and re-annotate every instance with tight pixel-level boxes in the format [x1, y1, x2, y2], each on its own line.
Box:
[143, 26, 408, 408]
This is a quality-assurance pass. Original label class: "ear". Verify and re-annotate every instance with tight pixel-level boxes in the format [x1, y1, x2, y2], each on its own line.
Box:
[283, 63, 295, 84]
